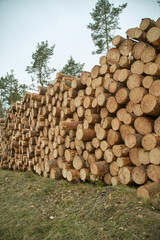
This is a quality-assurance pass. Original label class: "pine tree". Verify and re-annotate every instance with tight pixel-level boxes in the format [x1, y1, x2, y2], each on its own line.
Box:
[87, 0, 127, 54]
[0, 70, 28, 117]
[26, 41, 56, 88]
[157, 0, 160, 6]
[60, 56, 84, 77]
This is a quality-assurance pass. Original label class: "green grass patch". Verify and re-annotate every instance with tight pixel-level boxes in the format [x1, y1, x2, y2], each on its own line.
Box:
[0, 169, 160, 240]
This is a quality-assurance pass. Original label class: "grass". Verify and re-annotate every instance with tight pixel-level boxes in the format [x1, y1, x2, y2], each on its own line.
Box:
[0, 169, 160, 240]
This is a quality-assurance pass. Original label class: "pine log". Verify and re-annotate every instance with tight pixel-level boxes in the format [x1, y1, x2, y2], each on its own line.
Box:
[100, 63, 109, 75]
[80, 71, 90, 85]
[73, 155, 85, 170]
[107, 129, 123, 146]
[92, 77, 103, 89]
[90, 161, 108, 175]
[140, 18, 156, 31]
[127, 74, 142, 90]
[141, 94, 160, 116]
[137, 181, 160, 198]
[109, 63, 120, 73]
[107, 48, 120, 65]
[142, 134, 160, 151]
[120, 124, 135, 141]
[100, 140, 111, 151]
[76, 128, 96, 141]
[131, 60, 144, 75]
[96, 127, 107, 140]
[124, 133, 143, 149]
[149, 80, 160, 97]
[126, 27, 146, 41]
[132, 165, 148, 185]
[149, 147, 160, 165]
[91, 65, 101, 79]
[113, 67, 121, 81]
[117, 69, 131, 83]
[132, 41, 147, 59]
[156, 17, 160, 28]
[103, 77, 112, 90]
[146, 27, 160, 48]
[108, 79, 125, 94]
[85, 113, 100, 124]
[77, 106, 85, 118]
[85, 86, 95, 96]
[122, 113, 136, 125]
[104, 149, 116, 163]
[75, 96, 85, 108]
[87, 154, 98, 166]
[80, 168, 89, 181]
[154, 116, 160, 136]
[99, 55, 107, 65]
[141, 46, 157, 63]
[106, 96, 120, 114]
[134, 117, 154, 135]
[100, 108, 109, 118]
[101, 117, 113, 130]
[126, 101, 135, 113]
[155, 53, 160, 64]
[109, 161, 119, 176]
[118, 166, 134, 185]
[138, 148, 150, 165]
[95, 86, 105, 97]
[119, 55, 133, 68]
[117, 157, 131, 167]
[112, 144, 129, 157]
[97, 93, 111, 106]
[67, 169, 80, 181]
[50, 167, 62, 180]
[147, 164, 160, 181]
[104, 172, 112, 185]
[92, 138, 100, 148]
[95, 148, 103, 160]
[144, 63, 160, 77]
[111, 176, 120, 186]
[115, 88, 129, 104]
[111, 117, 122, 131]
[117, 108, 127, 122]
[85, 141, 94, 153]
[133, 104, 143, 116]
[119, 39, 134, 56]
[68, 88, 78, 98]
[64, 149, 76, 162]
[129, 148, 142, 166]
[112, 35, 125, 47]
[83, 96, 95, 109]
[130, 87, 147, 105]
[71, 78, 85, 90]
[60, 120, 82, 130]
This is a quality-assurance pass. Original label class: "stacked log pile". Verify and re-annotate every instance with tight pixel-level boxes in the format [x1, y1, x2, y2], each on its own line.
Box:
[0, 17, 160, 198]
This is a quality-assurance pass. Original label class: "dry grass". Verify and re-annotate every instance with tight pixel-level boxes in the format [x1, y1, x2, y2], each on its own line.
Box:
[0, 169, 160, 240]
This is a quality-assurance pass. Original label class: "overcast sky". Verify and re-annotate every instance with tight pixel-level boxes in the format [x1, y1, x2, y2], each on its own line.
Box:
[0, 0, 159, 86]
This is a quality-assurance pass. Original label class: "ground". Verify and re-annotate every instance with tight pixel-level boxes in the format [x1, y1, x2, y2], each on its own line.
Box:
[0, 169, 160, 240]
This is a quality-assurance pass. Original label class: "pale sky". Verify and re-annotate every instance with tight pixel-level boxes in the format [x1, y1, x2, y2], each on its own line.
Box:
[0, 0, 159, 86]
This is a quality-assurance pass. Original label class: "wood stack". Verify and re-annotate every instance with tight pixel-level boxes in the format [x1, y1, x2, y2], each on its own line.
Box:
[0, 118, 6, 168]
[0, 16, 160, 198]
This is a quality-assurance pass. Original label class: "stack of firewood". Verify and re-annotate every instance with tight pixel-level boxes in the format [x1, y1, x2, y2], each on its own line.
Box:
[0, 17, 160, 198]
[0, 118, 6, 167]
